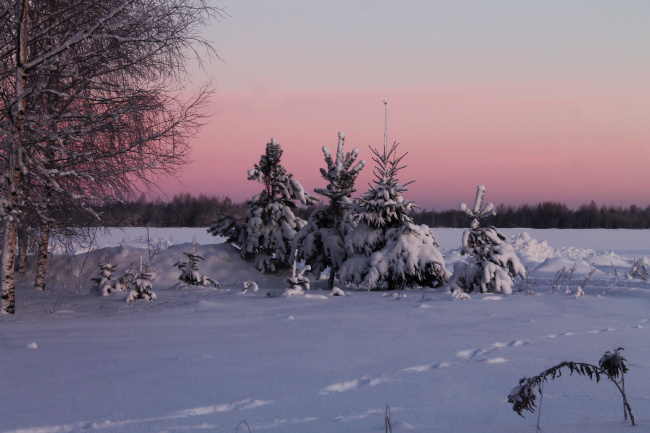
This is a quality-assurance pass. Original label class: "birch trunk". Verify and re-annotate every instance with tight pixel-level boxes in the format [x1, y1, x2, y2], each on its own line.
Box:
[1, 0, 29, 314]
[17, 211, 29, 274]
[34, 225, 50, 292]
[1, 220, 17, 314]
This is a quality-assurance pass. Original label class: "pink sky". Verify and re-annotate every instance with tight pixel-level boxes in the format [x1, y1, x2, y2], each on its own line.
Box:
[157, 1, 650, 210]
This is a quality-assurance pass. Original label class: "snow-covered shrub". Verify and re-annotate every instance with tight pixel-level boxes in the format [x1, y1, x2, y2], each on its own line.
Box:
[293, 132, 365, 290]
[174, 237, 219, 287]
[208, 138, 316, 273]
[243, 281, 258, 293]
[338, 135, 448, 290]
[287, 263, 311, 293]
[628, 257, 648, 281]
[92, 255, 124, 296]
[509, 348, 634, 425]
[126, 258, 156, 302]
[446, 185, 526, 296]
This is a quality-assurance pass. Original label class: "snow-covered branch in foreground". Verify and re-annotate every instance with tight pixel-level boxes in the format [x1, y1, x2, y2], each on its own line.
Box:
[509, 347, 634, 426]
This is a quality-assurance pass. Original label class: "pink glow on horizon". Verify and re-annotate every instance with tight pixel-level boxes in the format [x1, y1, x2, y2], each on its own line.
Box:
[152, 2, 650, 212]
[157, 86, 650, 210]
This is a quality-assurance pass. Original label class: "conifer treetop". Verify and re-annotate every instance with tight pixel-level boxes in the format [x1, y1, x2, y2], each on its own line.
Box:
[247, 138, 317, 206]
[315, 132, 365, 205]
[460, 184, 495, 229]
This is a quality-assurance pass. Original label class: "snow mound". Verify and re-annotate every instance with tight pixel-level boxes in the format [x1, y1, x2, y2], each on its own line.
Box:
[532, 257, 602, 276]
[588, 252, 630, 267]
[508, 232, 559, 261]
[508, 232, 596, 261]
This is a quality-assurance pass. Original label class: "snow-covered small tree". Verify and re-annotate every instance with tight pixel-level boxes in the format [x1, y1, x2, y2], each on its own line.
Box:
[92, 254, 119, 296]
[293, 132, 366, 290]
[126, 257, 157, 302]
[446, 185, 527, 296]
[628, 257, 648, 281]
[174, 237, 219, 287]
[209, 138, 317, 273]
[339, 103, 448, 290]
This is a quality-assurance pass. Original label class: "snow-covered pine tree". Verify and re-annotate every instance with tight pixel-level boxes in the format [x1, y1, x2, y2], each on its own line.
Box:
[126, 257, 157, 302]
[338, 103, 448, 290]
[92, 254, 119, 296]
[446, 185, 527, 296]
[292, 132, 366, 290]
[174, 237, 219, 287]
[209, 138, 317, 273]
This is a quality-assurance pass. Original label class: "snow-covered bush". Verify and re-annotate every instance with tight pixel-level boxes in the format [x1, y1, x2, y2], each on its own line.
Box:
[446, 185, 526, 296]
[126, 258, 157, 302]
[208, 138, 317, 273]
[174, 237, 219, 287]
[628, 257, 648, 281]
[293, 132, 365, 290]
[92, 255, 125, 296]
[243, 281, 259, 293]
[338, 135, 448, 290]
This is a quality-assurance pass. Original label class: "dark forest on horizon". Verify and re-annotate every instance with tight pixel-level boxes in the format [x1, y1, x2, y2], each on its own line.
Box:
[93, 193, 650, 229]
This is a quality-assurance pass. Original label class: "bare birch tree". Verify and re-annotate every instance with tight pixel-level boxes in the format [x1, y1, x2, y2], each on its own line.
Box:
[0, 0, 222, 313]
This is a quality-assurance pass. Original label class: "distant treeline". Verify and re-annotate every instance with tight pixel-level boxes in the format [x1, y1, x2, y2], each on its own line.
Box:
[96, 194, 650, 229]
[97, 193, 248, 227]
[411, 201, 650, 229]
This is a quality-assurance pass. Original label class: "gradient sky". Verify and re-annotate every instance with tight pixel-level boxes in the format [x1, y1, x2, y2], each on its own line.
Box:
[161, 0, 650, 210]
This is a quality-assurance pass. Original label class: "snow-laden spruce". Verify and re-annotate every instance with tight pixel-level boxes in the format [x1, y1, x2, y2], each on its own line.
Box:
[338, 129, 448, 290]
[292, 132, 366, 290]
[446, 185, 527, 296]
[126, 258, 157, 303]
[92, 255, 127, 296]
[209, 138, 317, 273]
[174, 237, 219, 287]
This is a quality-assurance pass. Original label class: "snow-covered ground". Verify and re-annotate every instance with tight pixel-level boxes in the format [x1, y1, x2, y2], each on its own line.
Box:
[2, 228, 649, 433]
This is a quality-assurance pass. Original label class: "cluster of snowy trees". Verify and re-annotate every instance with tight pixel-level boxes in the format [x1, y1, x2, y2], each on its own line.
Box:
[93, 254, 158, 302]
[210, 115, 525, 295]
[0, 0, 221, 313]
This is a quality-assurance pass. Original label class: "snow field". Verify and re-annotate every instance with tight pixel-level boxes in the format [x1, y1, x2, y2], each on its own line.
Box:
[1, 228, 649, 433]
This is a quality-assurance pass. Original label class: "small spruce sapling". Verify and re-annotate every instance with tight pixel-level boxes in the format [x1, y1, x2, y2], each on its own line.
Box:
[446, 185, 526, 296]
[508, 347, 634, 426]
[126, 257, 157, 302]
[174, 237, 219, 287]
[92, 254, 121, 296]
